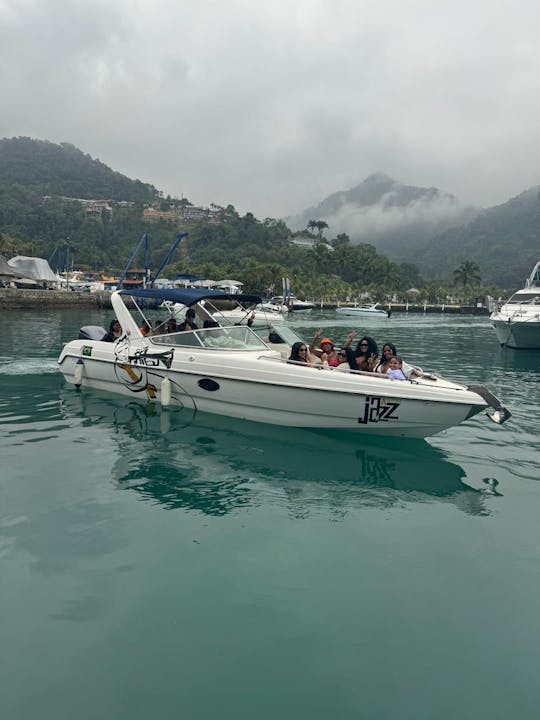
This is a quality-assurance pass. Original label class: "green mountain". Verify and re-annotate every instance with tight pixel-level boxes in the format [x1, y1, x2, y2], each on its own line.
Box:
[286, 173, 479, 260]
[0, 137, 176, 270]
[0, 138, 414, 297]
[287, 173, 540, 287]
[2, 136, 536, 291]
[0, 137, 159, 202]
[418, 187, 540, 288]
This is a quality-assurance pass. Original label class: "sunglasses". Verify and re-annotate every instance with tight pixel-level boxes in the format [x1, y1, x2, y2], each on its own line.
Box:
[298, 348, 307, 352]
[360, 343, 369, 347]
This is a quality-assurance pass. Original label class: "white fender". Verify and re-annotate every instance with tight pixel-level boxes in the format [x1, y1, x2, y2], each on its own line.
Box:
[160, 376, 171, 406]
[74, 358, 84, 388]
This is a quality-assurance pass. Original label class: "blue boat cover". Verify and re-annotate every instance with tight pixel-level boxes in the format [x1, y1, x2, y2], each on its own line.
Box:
[118, 287, 262, 306]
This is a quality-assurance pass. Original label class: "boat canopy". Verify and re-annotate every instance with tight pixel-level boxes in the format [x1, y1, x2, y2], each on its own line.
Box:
[118, 287, 262, 306]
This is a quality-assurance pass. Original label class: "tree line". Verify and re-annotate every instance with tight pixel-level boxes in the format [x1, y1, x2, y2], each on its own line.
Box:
[0, 137, 495, 302]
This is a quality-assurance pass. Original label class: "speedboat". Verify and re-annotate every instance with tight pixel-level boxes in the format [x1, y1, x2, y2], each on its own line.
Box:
[267, 295, 315, 312]
[162, 294, 288, 329]
[336, 304, 390, 318]
[491, 261, 540, 349]
[57, 287, 511, 438]
[206, 301, 288, 327]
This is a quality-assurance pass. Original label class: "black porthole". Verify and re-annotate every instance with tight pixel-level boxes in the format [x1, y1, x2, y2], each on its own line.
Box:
[198, 378, 220, 392]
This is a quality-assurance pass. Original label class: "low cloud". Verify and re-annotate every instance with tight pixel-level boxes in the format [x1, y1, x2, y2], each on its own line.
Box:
[330, 192, 475, 241]
[1, 1, 540, 217]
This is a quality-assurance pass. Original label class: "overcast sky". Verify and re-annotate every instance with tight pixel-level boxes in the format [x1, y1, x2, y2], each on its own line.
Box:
[1, 0, 540, 218]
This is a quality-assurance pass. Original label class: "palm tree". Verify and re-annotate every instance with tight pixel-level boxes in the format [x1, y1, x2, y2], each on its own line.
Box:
[306, 220, 318, 235]
[313, 220, 328, 239]
[306, 219, 328, 239]
[453, 261, 481, 291]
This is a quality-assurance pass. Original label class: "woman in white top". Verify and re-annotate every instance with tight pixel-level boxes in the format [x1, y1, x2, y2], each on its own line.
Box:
[375, 342, 423, 378]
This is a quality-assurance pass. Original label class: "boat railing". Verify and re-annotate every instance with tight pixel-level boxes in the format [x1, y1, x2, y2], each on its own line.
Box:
[257, 355, 398, 379]
[525, 261, 540, 288]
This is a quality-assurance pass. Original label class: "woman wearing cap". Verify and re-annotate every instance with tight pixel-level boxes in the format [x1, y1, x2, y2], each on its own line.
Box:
[309, 329, 340, 366]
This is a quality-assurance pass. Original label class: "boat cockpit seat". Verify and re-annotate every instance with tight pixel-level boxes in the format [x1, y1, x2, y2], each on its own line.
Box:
[266, 342, 290, 360]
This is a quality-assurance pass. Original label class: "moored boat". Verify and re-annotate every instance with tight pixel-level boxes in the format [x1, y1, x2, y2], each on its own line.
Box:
[490, 261, 540, 349]
[267, 295, 315, 312]
[162, 294, 288, 328]
[336, 304, 390, 318]
[57, 287, 511, 439]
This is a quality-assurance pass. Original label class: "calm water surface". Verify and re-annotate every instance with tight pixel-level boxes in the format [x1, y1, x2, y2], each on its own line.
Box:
[1, 308, 539, 720]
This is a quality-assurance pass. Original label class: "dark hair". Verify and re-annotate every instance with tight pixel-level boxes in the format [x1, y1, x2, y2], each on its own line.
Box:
[341, 347, 358, 371]
[355, 335, 378, 358]
[108, 319, 120, 332]
[382, 342, 397, 356]
[203, 320, 219, 328]
[288, 341, 309, 363]
[186, 308, 196, 318]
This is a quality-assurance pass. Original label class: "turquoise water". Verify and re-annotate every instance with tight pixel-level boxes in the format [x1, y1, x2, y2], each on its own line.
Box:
[1, 308, 539, 720]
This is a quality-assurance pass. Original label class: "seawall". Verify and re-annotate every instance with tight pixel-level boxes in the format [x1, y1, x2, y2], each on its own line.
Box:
[0, 289, 491, 314]
[0, 288, 111, 309]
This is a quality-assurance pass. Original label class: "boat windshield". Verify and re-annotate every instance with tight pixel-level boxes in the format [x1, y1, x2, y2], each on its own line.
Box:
[507, 292, 540, 304]
[150, 325, 269, 350]
[266, 323, 306, 346]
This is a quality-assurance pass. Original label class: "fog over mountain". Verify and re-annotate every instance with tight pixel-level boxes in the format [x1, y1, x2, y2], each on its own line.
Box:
[286, 174, 479, 261]
[419, 185, 540, 287]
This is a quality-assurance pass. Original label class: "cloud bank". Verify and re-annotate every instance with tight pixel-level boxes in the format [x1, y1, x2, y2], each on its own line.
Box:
[1, 0, 540, 217]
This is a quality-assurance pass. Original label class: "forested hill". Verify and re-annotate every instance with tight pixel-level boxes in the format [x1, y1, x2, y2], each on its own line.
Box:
[287, 173, 540, 287]
[417, 187, 540, 287]
[0, 137, 419, 298]
[0, 137, 159, 203]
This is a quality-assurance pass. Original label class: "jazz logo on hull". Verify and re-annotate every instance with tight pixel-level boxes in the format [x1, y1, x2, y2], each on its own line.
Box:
[358, 396, 400, 424]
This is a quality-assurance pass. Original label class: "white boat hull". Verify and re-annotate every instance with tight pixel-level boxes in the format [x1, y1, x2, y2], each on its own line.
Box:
[216, 306, 287, 327]
[336, 306, 389, 317]
[267, 296, 315, 312]
[57, 289, 511, 440]
[58, 340, 490, 438]
[491, 317, 540, 349]
[490, 260, 540, 349]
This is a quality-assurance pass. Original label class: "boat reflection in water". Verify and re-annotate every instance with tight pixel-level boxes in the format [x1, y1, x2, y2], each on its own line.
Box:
[60, 390, 500, 518]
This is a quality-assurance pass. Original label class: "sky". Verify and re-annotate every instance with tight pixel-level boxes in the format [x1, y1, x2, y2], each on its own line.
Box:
[1, 0, 540, 219]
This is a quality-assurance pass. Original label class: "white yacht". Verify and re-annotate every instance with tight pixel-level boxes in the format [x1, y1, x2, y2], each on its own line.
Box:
[58, 288, 511, 439]
[336, 304, 390, 318]
[162, 294, 287, 328]
[491, 261, 540, 349]
[266, 295, 315, 312]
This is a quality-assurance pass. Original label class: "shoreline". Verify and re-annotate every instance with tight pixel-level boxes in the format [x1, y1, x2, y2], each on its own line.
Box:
[0, 288, 111, 309]
[0, 288, 491, 315]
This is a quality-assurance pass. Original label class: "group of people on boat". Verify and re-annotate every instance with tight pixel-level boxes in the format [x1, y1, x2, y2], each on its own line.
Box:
[288, 329, 423, 380]
[102, 308, 201, 341]
[100, 312, 422, 382]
